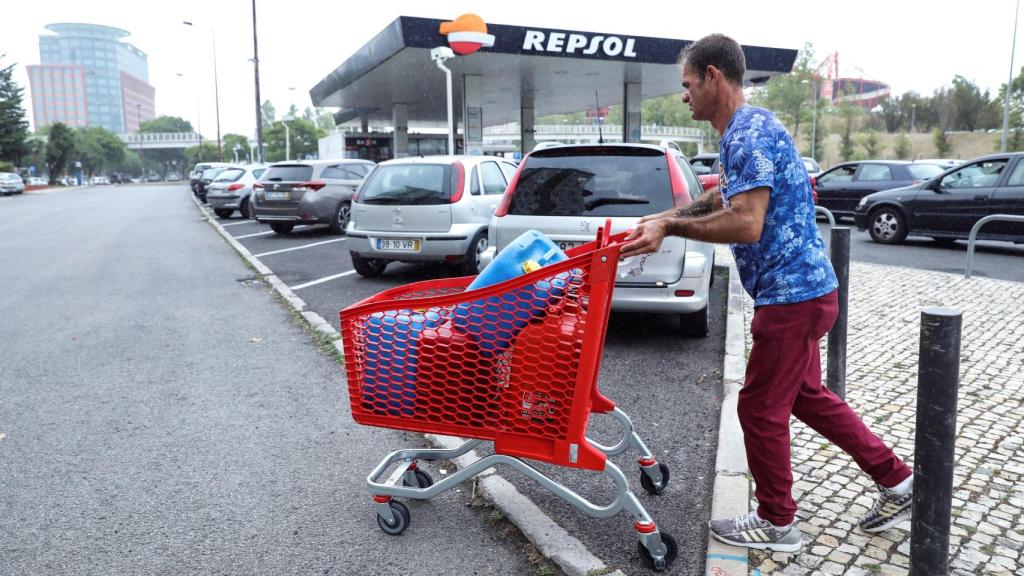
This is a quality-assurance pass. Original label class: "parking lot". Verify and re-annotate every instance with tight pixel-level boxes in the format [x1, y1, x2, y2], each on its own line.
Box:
[196, 192, 729, 575]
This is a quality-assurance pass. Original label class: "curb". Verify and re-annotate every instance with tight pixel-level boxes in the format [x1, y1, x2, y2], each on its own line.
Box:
[705, 258, 750, 576]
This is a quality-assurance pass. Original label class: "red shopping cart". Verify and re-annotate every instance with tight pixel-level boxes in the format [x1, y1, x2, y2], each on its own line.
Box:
[339, 223, 677, 571]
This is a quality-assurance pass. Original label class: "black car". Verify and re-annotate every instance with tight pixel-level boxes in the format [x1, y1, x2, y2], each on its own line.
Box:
[196, 167, 231, 202]
[854, 153, 1024, 244]
[189, 162, 231, 195]
[815, 161, 945, 219]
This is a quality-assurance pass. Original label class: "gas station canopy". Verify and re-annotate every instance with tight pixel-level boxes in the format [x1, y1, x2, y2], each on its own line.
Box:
[310, 16, 798, 127]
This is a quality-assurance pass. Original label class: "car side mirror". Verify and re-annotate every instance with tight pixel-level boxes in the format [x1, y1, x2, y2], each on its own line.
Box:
[927, 179, 943, 192]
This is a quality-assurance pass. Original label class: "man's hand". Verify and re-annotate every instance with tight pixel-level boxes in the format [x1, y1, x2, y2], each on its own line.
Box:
[620, 219, 669, 260]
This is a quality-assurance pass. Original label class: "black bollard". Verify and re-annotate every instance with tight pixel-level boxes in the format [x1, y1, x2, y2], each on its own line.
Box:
[827, 227, 851, 399]
[909, 307, 962, 576]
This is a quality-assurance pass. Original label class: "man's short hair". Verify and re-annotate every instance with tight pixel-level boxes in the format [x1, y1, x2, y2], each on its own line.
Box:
[679, 34, 746, 86]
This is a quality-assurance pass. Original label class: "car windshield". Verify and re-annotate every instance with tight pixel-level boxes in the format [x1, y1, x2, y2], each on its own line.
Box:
[214, 168, 244, 182]
[262, 165, 313, 182]
[509, 148, 674, 217]
[690, 156, 717, 175]
[803, 158, 821, 173]
[907, 164, 944, 180]
[202, 167, 226, 179]
[357, 164, 450, 205]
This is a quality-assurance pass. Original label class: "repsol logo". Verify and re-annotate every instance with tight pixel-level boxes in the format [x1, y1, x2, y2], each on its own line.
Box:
[522, 30, 638, 58]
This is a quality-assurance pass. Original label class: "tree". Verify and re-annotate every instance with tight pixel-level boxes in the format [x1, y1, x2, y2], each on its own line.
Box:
[893, 133, 912, 159]
[837, 103, 860, 161]
[261, 100, 277, 128]
[45, 122, 75, 184]
[878, 95, 903, 133]
[139, 115, 193, 133]
[222, 133, 251, 163]
[138, 115, 193, 175]
[933, 128, 952, 157]
[184, 142, 219, 166]
[859, 129, 881, 157]
[749, 42, 816, 145]
[0, 55, 30, 166]
[948, 75, 999, 131]
[264, 117, 325, 162]
[304, 107, 337, 132]
[74, 126, 127, 177]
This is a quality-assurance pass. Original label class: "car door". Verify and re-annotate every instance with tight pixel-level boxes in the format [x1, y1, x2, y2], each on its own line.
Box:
[912, 158, 1007, 234]
[986, 156, 1024, 237]
[814, 164, 858, 215]
[477, 160, 508, 220]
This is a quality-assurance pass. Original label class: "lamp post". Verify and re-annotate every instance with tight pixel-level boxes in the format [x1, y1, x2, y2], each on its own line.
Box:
[251, 0, 264, 163]
[233, 144, 241, 163]
[175, 72, 203, 162]
[1002, 0, 1021, 152]
[183, 20, 222, 161]
[430, 47, 456, 155]
[911, 103, 917, 133]
[283, 114, 295, 161]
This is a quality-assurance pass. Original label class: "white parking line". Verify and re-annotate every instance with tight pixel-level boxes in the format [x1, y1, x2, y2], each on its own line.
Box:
[220, 220, 257, 228]
[289, 270, 357, 291]
[253, 238, 347, 258]
[234, 230, 276, 239]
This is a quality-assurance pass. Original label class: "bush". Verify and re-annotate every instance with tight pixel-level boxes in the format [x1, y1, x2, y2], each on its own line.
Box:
[0, 161, 13, 172]
[933, 128, 952, 156]
[894, 133, 912, 159]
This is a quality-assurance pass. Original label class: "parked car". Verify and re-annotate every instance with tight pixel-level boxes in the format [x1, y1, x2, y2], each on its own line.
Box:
[346, 155, 517, 276]
[689, 152, 720, 191]
[483, 143, 715, 336]
[0, 172, 25, 195]
[803, 157, 823, 179]
[252, 159, 375, 235]
[90, 175, 111, 185]
[915, 158, 961, 170]
[206, 165, 266, 219]
[854, 153, 1024, 245]
[814, 160, 946, 220]
[195, 167, 230, 202]
[189, 162, 232, 195]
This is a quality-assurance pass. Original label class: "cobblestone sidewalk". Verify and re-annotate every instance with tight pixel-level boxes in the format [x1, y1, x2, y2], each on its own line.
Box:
[717, 246, 1024, 576]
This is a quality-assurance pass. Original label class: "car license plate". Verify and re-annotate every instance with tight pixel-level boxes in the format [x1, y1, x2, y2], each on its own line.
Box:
[376, 238, 421, 252]
[265, 190, 290, 200]
[558, 240, 586, 251]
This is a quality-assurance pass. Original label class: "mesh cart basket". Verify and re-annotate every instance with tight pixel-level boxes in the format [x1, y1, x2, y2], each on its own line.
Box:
[339, 224, 677, 571]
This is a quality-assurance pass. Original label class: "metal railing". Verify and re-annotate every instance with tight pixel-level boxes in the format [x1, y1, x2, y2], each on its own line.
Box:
[482, 124, 706, 140]
[964, 214, 1024, 278]
[815, 205, 836, 226]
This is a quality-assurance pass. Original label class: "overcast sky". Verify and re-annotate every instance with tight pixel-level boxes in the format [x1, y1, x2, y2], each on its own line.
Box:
[7, 0, 1023, 137]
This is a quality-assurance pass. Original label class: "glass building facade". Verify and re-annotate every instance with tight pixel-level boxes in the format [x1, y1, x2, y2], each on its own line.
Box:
[28, 23, 155, 133]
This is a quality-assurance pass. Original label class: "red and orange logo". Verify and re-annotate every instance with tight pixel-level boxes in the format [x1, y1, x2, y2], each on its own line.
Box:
[439, 14, 495, 55]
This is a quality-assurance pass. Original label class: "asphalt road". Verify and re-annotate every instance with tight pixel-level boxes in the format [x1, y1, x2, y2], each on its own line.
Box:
[0, 185, 556, 576]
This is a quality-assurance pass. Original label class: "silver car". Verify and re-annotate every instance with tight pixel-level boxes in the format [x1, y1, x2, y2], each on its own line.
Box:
[346, 155, 518, 277]
[0, 172, 25, 195]
[483, 143, 715, 336]
[252, 159, 374, 235]
[206, 165, 267, 219]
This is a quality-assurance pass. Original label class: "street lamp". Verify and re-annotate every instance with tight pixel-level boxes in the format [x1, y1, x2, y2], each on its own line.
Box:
[282, 113, 295, 161]
[233, 144, 241, 163]
[1002, 0, 1021, 152]
[251, 0, 265, 163]
[183, 20, 222, 161]
[430, 47, 455, 155]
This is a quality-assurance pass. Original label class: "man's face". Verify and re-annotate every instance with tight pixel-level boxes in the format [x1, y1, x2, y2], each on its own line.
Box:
[681, 63, 710, 121]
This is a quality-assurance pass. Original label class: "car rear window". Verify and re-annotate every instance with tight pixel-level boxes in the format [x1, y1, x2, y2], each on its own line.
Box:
[263, 165, 314, 182]
[214, 168, 244, 182]
[690, 156, 717, 175]
[357, 164, 451, 205]
[508, 148, 674, 217]
[907, 164, 944, 180]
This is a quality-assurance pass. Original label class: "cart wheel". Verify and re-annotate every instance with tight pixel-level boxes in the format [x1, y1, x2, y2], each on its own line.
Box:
[376, 500, 410, 536]
[403, 469, 434, 489]
[637, 532, 678, 571]
[640, 462, 671, 495]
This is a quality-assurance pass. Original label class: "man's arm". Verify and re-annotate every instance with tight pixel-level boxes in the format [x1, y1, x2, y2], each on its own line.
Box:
[620, 187, 770, 259]
[637, 187, 722, 224]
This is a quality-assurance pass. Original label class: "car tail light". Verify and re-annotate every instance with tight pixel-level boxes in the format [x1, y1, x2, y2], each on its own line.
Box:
[293, 180, 326, 192]
[253, 182, 265, 190]
[227, 183, 244, 192]
[809, 176, 816, 188]
[494, 156, 529, 217]
[666, 154, 691, 207]
[450, 161, 465, 203]
[674, 290, 695, 297]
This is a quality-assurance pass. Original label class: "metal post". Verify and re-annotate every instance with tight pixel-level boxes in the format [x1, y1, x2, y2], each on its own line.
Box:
[1002, 0, 1020, 153]
[136, 104, 144, 180]
[284, 121, 291, 161]
[909, 308, 962, 576]
[826, 227, 850, 399]
[811, 78, 818, 160]
[251, 0, 264, 163]
[212, 29, 222, 161]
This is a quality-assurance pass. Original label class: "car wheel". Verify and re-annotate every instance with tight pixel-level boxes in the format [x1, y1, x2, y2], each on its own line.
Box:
[214, 208, 234, 219]
[868, 207, 908, 244]
[459, 231, 488, 276]
[679, 303, 710, 338]
[270, 222, 294, 235]
[329, 202, 351, 234]
[351, 252, 388, 278]
[240, 198, 253, 219]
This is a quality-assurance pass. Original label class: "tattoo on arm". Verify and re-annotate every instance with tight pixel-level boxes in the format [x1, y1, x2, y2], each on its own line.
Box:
[674, 189, 719, 218]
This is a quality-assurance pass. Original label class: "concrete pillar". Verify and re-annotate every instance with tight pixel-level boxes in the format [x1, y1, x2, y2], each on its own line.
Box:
[361, 115, 369, 134]
[521, 106, 535, 158]
[623, 82, 642, 143]
[462, 74, 483, 156]
[392, 103, 408, 159]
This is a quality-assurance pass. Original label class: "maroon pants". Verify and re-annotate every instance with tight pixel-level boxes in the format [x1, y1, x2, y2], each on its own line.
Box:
[740, 290, 912, 526]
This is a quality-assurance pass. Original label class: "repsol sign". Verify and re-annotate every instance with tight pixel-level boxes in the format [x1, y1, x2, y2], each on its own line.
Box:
[521, 30, 638, 58]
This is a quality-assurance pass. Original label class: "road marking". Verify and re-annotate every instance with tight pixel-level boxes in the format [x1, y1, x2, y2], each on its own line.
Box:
[253, 238, 347, 258]
[220, 220, 257, 228]
[289, 270, 357, 290]
[234, 230, 276, 239]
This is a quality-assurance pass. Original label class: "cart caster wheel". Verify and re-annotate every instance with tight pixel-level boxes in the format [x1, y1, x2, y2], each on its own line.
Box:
[377, 500, 410, 536]
[640, 462, 671, 495]
[637, 531, 678, 571]
[403, 469, 434, 489]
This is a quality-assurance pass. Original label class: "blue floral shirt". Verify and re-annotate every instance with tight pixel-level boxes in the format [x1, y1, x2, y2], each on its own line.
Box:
[719, 105, 837, 306]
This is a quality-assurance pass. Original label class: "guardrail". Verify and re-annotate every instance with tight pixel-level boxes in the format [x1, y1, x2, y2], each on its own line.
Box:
[815, 205, 836, 226]
[964, 214, 1024, 278]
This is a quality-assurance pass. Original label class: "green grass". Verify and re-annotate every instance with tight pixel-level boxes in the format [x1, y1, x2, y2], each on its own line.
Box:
[863, 564, 882, 574]
[586, 569, 617, 576]
[981, 544, 996, 554]
[488, 509, 506, 523]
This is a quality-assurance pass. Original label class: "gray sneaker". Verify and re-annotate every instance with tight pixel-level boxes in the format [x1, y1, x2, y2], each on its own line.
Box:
[709, 511, 802, 552]
[859, 483, 913, 533]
